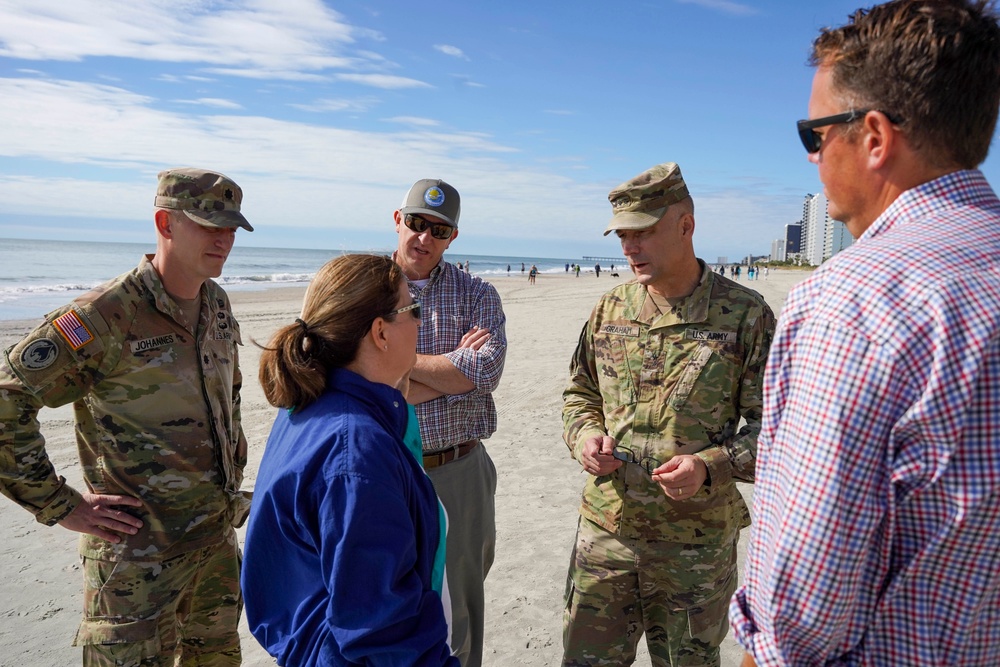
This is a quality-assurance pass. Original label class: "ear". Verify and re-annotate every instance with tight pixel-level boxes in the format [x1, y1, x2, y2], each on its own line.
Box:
[154, 209, 174, 239]
[863, 111, 896, 170]
[369, 316, 389, 351]
[678, 211, 696, 239]
[445, 228, 459, 248]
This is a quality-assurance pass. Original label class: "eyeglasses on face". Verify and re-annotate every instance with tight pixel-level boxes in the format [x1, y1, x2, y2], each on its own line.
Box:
[388, 301, 421, 320]
[611, 444, 662, 476]
[796, 109, 902, 154]
[403, 213, 454, 240]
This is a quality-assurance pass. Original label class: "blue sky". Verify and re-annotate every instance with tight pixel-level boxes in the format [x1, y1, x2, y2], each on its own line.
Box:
[1, 0, 998, 261]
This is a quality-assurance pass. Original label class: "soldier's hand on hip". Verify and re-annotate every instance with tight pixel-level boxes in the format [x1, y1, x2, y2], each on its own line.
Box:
[651, 455, 708, 500]
[581, 435, 622, 476]
[59, 492, 144, 543]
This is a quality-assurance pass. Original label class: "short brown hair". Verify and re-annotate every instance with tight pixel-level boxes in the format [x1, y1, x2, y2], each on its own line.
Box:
[811, 0, 1000, 169]
[258, 254, 404, 411]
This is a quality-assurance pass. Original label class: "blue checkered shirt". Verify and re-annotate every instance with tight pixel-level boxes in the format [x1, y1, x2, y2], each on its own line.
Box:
[731, 170, 1000, 666]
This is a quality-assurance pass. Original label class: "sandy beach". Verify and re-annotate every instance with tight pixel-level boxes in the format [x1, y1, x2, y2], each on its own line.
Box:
[0, 268, 810, 666]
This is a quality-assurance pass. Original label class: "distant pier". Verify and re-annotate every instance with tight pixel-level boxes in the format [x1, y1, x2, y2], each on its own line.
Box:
[581, 256, 621, 263]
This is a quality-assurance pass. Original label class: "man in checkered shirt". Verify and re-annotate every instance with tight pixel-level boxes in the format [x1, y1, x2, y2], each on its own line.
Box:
[732, 1, 1000, 665]
[391, 178, 507, 667]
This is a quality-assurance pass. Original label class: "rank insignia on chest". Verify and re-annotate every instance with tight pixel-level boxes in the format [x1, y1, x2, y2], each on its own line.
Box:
[685, 329, 737, 343]
[599, 323, 640, 337]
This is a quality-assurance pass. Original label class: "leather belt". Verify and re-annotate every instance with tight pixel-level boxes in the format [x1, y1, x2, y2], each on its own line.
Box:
[423, 439, 480, 470]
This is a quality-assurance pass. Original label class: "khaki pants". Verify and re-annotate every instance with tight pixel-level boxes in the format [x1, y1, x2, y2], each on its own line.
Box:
[427, 442, 497, 667]
[563, 518, 737, 667]
[74, 530, 242, 667]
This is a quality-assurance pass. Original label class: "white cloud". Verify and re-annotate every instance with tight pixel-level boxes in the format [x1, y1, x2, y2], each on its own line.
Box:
[434, 44, 470, 61]
[0, 76, 617, 246]
[675, 0, 758, 16]
[333, 73, 432, 89]
[289, 97, 378, 113]
[383, 116, 440, 127]
[0, 0, 380, 80]
[176, 98, 244, 109]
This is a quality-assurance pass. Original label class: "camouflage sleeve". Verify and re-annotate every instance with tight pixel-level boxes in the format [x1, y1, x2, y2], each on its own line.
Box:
[0, 365, 84, 526]
[697, 301, 776, 484]
[562, 317, 608, 461]
[0, 308, 111, 525]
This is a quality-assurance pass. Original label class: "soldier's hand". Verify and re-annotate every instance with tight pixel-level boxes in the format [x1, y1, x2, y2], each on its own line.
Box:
[651, 455, 707, 500]
[581, 435, 622, 476]
[457, 326, 491, 351]
[59, 493, 143, 543]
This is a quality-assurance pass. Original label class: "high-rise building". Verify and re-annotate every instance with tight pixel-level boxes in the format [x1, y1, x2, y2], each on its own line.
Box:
[801, 193, 828, 265]
[770, 238, 786, 262]
[825, 219, 854, 259]
[785, 223, 801, 254]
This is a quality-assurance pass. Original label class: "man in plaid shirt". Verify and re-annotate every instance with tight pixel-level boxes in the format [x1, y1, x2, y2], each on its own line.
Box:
[392, 178, 507, 667]
[732, 1, 1000, 665]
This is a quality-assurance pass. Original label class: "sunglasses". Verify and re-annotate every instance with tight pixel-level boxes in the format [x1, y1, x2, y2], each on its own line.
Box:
[403, 213, 454, 240]
[796, 109, 902, 154]
[388, 301, 421, 320]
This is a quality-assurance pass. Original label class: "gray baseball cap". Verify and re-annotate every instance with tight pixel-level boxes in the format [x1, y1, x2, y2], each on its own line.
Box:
[399, 179, 460, 227]
[154, 167, 253, 231]
[604, 162, 689, 236]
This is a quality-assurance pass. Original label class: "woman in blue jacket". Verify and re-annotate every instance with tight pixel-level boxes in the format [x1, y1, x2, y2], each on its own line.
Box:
[243, 254, 456, 666]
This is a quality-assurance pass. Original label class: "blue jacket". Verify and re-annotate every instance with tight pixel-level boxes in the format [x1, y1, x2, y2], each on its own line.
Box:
[243, 368, 457, 666]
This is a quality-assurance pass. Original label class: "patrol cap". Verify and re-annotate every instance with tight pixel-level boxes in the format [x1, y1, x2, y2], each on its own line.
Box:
[399, 179, 460, 228]
[154, 168, 253, 232]
[604, 162, 690, 236]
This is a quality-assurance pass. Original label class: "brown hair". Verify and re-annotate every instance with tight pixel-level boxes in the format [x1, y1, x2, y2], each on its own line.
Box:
[258, 254, 404, 410]
[811, 0, 1000, 169]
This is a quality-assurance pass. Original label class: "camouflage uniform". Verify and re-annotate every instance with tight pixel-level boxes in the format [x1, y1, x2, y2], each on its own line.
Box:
[562, 263, 774, 666]
[0, 255, 249, 666]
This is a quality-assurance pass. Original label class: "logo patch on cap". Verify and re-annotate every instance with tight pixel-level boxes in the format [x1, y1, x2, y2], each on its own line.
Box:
[20, 339, 59, 370]
[424, 187, 445, 208]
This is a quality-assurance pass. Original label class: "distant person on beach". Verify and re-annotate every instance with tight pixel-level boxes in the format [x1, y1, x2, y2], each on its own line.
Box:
[594, 263, 601, 277]
[521, 262, 525, 273]
[242, 254, 457, 666]
[731, 2, 1000, 665]
[562, 162, 775, 665]
[529, 264, 538, 284]
[390, 178, 507, 667]
[575, 264, 581, 277]
[507, 264, 510, 275]
[0, 168, 253, 665]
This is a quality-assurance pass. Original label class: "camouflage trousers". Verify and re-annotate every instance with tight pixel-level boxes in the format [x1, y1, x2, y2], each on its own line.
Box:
[563, 518, 737, 667]
[73, 530, 242, 667]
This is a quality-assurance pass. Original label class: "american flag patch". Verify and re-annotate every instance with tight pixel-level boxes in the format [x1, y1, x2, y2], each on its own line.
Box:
[52, 310, 94, 350]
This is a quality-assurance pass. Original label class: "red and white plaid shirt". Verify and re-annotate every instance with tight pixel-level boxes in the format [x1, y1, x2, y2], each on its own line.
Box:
[731, 170, 1000, 666]
[402, 258, 507, 451]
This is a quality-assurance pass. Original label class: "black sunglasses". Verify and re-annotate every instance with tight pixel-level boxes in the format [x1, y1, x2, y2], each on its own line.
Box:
[611, 445, 662, 476]
[388, 301, 421, 320]
[403, 213, 454, 240]
[796, 109, 870, 153]
[796, 109, 902, 154]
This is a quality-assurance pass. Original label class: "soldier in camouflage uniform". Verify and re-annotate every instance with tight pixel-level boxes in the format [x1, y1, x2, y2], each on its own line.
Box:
[561, 163, 775, 666]
[0, 168, 254, 666]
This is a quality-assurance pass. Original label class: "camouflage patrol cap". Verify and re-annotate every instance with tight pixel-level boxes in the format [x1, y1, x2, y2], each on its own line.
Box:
[399, 178, 460, 227]
[154, 168, 253, 231]
[603, 162, 690, 236]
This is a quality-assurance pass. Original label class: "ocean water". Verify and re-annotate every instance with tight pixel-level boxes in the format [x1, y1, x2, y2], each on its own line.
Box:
[0, 238, 601, 321]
